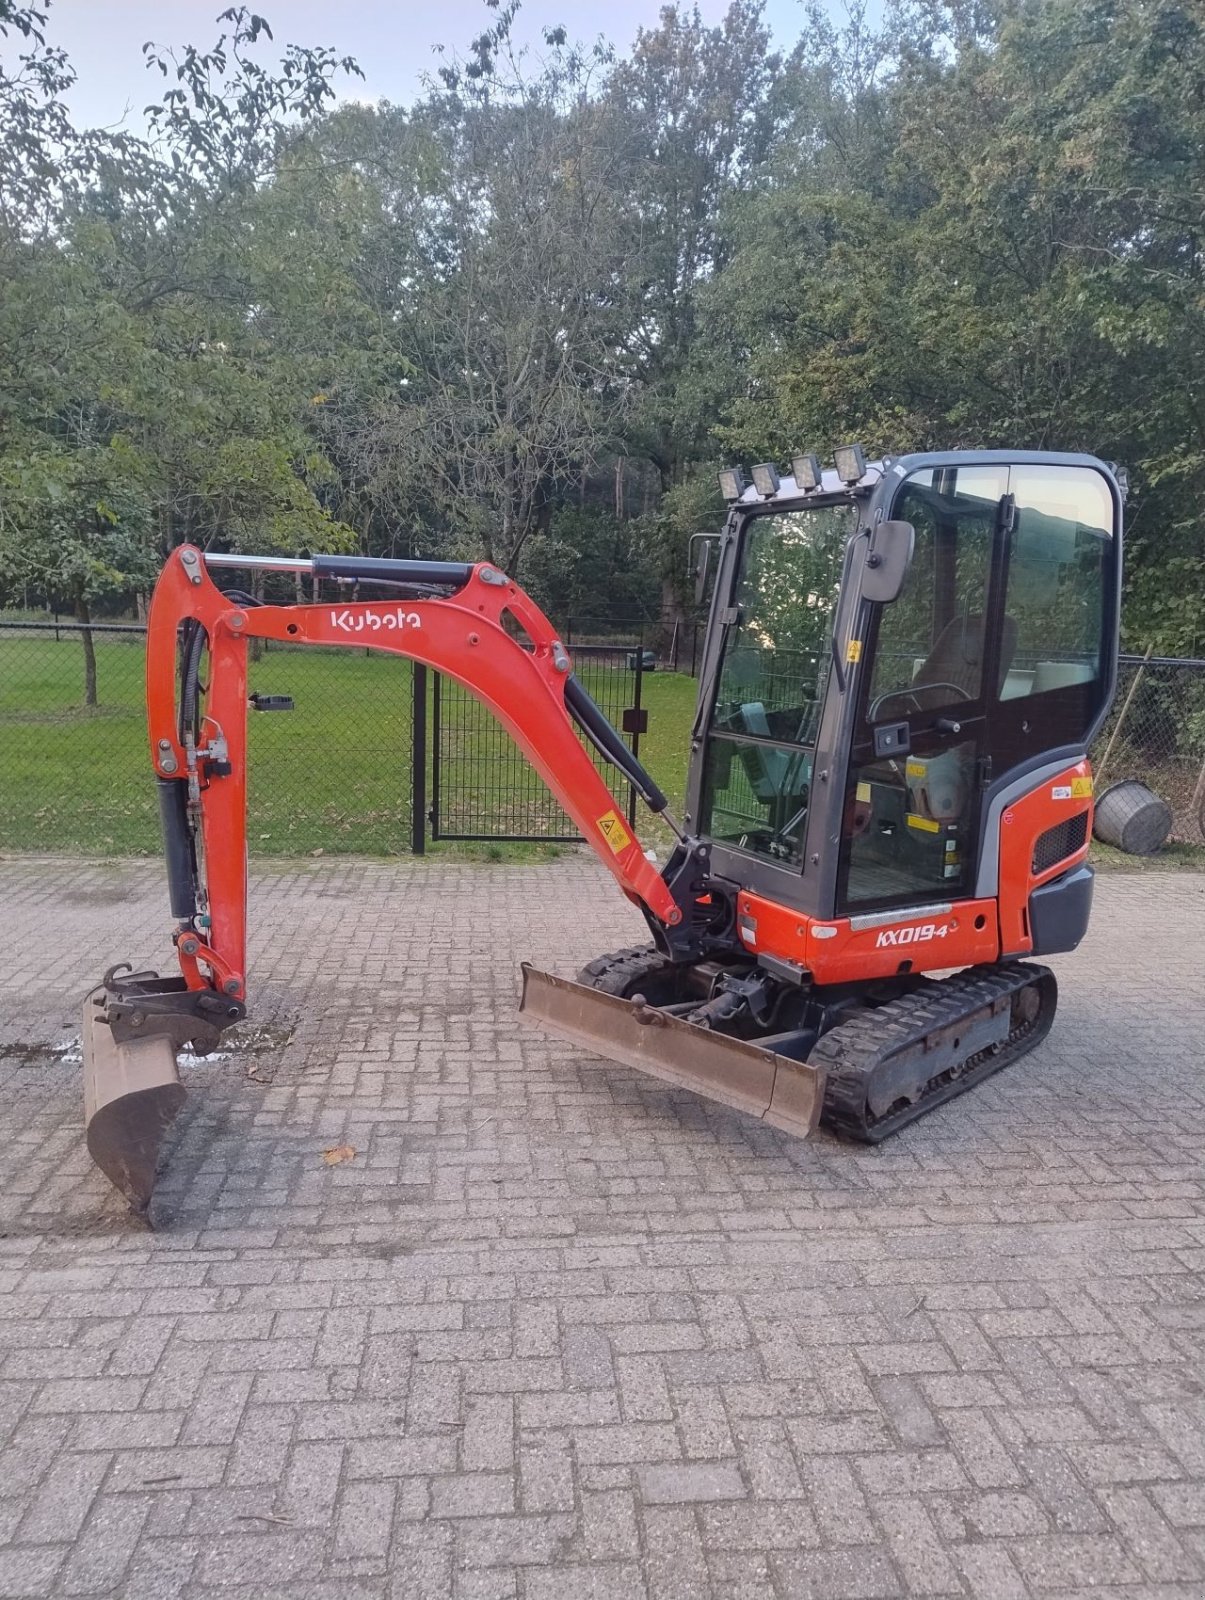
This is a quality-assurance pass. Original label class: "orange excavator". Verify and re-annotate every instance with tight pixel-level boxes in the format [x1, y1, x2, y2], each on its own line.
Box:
[83, 447, 1123, 1211]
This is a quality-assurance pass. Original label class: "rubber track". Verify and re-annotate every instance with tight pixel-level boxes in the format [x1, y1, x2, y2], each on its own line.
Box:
[813, 961, 1056, 1144]
[577, 946, 671, 996]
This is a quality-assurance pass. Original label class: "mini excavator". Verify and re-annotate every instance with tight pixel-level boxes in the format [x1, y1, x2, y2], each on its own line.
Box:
[82, 448, 1122, 1211]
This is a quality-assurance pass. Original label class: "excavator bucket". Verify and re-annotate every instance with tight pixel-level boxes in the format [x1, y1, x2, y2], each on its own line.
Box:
[519, 964, 826, 1138]
[81, 987, 187, 1212]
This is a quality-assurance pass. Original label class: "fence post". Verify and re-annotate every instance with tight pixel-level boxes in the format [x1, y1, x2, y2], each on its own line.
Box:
[411, 663, 427, 856]
[628, 634, 644, 830]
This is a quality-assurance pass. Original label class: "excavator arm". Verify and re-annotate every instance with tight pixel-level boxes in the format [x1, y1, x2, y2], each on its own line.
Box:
[147, 545, 682, 994]
[83, 545, 696, 1210]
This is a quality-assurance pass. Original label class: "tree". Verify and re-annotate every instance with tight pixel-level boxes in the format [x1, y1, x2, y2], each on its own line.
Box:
[0, 438, 156, 703]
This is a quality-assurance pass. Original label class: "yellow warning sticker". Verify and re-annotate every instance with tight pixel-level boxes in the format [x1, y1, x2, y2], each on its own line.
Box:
[1071, 776, 1094, 799]
[597, 808, 633, 855]
[905, 760, 926, 779]
[906, 813, 940, 833]
[855, 781, 872, 804]
[846, 639, 863, 664]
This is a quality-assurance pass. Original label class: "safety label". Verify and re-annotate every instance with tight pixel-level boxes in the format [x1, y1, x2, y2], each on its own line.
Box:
[906, 813, 940, 833]
[1053, 776, 1094, 801]
[597, 809, 634, 854]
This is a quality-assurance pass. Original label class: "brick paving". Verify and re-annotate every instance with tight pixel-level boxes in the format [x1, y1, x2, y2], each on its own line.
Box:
[0, 852, 1203, 1598]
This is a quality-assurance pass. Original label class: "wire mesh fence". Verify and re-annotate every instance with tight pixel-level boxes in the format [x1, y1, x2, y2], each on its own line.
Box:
[429, 645, 645, 841]
[0, 618, 415, 856]
[1093, 655, 1205, 846]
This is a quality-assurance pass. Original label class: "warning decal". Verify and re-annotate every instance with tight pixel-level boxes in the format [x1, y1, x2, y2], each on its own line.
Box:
[1071, 775, 1094, 799]
[597, 808, 634, 855]
[906, 813, 940, 833]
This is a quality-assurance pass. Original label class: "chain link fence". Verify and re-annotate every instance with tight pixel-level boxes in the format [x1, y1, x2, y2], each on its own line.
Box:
[1093, 654, 1205, 846]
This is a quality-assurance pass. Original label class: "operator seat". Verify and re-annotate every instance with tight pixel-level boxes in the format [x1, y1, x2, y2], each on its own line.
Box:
[910, 610, 1018, 706]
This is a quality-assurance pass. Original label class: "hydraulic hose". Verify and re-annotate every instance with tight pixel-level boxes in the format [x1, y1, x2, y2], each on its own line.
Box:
[564, 675, 668, 814]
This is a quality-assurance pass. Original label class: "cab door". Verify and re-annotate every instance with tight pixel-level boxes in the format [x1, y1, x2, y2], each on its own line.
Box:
[837, 465, 1008, 912]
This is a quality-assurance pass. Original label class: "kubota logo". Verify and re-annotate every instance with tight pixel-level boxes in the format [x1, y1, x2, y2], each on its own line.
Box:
[329, 607, 421, 634]
[875, 922, 951, 949]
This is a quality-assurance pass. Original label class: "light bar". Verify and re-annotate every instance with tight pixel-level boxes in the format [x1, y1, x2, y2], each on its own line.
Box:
[834, 443, 867, 485]
[791, 453, 822, 491]
[718, 467, 747, 503]
[751, 462, 780, 497]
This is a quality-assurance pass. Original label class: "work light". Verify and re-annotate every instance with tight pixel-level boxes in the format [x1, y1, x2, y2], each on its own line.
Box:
[750, 462, 780, 497]
[718, 467, 747, 502]
[834, 444, 867, 485]
[791, 453, 822, 491]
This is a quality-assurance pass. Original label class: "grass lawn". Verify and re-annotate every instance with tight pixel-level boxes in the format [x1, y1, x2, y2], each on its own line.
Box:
[0, 631, 697, 858]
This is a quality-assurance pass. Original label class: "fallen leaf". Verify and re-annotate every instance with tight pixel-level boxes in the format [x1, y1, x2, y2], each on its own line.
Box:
[322, 1144, 356, 1166]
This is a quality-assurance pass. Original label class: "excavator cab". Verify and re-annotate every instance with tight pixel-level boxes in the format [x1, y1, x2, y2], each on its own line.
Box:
[693, 453, 1120, 936]
[82, 447, 1123, 1214]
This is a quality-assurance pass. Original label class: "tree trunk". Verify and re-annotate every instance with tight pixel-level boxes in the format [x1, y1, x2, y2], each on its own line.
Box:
[75, 590, 98, 709]
[659, 574, 686, 661]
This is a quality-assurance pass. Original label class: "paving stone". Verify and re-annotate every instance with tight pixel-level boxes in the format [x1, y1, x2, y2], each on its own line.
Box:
[0, 856, 1202, 1599]
[637, 1462, 745, 1504]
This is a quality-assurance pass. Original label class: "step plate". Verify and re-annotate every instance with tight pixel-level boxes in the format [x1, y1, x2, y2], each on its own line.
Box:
[519, 964, 825, 1139]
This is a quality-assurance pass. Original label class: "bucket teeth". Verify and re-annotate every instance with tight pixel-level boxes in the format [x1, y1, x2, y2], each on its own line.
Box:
[518, 964, 825, 1138]
[81, 988, 186, 1213]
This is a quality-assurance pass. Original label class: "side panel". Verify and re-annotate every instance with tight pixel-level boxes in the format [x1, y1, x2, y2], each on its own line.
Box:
[734, 890, 1001, 985]
[996, 759, 1094, 958]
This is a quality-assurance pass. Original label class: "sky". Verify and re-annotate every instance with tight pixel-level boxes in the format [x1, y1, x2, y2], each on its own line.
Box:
[40, 0, 816, 135]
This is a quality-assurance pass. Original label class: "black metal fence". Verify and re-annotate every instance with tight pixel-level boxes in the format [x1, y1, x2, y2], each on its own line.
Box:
[0, 617, 418, 856]
[0, 615, 651, 856]
[565, 614, 706, 677]
[429, 645, 646, 842]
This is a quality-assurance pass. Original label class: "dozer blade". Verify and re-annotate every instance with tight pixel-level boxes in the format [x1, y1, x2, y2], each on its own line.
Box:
[519, 965, 826, 1139]
[81, 988, 187, 1213]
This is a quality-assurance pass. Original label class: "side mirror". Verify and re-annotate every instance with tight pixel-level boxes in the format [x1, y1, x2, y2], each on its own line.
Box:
[688, 533, 719, 607]
[862, 519, 915, 604]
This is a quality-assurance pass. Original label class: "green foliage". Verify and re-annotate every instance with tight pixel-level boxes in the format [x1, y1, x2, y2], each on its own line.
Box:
[0, 436, 157, 604]
[521, 508, 661, 625]
[0, 0, 1202, 651]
